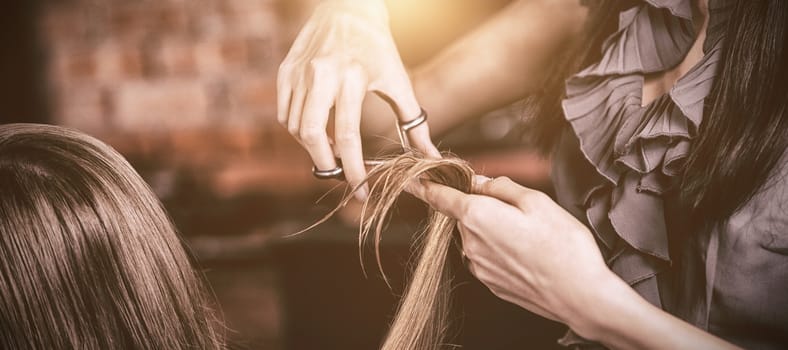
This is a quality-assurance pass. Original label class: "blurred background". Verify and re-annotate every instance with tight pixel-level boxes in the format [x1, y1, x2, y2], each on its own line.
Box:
[0, 0, 561, 348]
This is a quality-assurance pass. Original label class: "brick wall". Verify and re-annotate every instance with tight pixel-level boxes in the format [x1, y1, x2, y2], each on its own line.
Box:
[37, 0, 329, 199]
[40, 0, 288, 132]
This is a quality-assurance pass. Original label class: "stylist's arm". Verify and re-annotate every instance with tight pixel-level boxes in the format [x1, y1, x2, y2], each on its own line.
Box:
[277, 0, 439, 200]
[408, 176, 741, 350]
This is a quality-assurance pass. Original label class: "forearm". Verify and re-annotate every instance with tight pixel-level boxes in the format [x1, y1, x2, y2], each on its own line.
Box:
[322, 0, 389, 22]
[413, 0, 588, 135]
[571, 272, 742, 350]
[362, 0, 588, 141]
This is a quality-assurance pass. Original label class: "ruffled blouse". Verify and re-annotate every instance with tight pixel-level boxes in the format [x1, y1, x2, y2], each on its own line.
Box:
[550, 0, 739, 347]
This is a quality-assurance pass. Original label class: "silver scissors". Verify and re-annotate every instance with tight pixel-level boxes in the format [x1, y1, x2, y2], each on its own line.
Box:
[312, 108, 428, 180]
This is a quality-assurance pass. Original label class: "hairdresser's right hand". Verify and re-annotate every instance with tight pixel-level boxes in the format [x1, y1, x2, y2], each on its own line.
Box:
[277, 0, 440, 200]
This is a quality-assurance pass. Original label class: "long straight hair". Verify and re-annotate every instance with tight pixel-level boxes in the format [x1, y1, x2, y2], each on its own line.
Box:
[528, 0, 788, 230]
[0, 123, 224, 349]
[307, 151, 474, 350]
[361, 154, 473, 350]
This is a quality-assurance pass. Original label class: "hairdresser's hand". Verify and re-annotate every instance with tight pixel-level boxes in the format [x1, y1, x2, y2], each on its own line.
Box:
[277, 0, 440, 199]
[409, 176, 614, 324]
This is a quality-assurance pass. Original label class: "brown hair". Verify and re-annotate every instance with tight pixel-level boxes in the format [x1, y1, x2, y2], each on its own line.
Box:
[0, 123, 224, 349]
[308, 151, 474, 349]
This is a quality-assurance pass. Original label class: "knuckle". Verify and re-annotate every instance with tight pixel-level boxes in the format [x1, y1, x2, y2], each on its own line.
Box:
[496, 176, 514, 185]
[287, 124, 300, 137]
[462, 199, 486, 223]
[277, 61, 292, 76]
[299, 126, 324, 144]
[533, 190, 550, 201]
[307, 57, 323, 69]
[278, 64, 297, 85]
[477, 176, 500, 193]
[308, 58, 333, 76]
[489, 176, 512, 189]
[462, 239, 478, 259]
[343, 65, 367, 85]
[517, 189, 549, 209]
[524, 188, 548, 202]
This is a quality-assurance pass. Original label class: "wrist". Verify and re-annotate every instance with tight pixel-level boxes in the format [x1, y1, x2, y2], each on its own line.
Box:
[564, 269, 633, 344]
[321, 0, 390, 23]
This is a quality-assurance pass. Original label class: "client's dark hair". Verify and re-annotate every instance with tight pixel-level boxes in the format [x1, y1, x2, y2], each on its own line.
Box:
[0, 123, 224, 349]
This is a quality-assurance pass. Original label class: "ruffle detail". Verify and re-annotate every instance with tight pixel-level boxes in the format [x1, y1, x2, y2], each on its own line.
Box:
[554, 2, 733, 347]
[575, 4, 695, 78]
[563, 41, 721, 192]
[645, 0, 692, 19]
[558, 0, 727, 304]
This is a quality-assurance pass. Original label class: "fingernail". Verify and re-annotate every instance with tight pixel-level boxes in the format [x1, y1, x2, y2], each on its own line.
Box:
[473, 175, 491, 185]
[354, 185, 369, 201]
[472, 175, 491, 193]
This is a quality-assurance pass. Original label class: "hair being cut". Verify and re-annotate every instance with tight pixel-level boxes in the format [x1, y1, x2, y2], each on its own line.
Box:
[0, 123, 224, 349]
[310, 151, 475, 350]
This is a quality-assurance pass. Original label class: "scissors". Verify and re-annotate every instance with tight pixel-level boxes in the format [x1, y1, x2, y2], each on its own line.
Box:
[312, 108, 428, 180]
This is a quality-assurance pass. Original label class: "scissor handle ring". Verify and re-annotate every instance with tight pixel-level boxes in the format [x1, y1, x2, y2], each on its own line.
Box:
[398, 108, 428, 132]
[312, 165, 344, 180]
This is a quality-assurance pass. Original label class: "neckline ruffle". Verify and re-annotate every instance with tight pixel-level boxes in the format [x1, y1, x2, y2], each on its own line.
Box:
[557, 2, 732, 347]
[560, 0, 729, 302]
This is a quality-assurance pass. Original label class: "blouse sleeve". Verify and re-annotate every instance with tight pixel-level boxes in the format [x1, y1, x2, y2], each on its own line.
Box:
[706, 152, 788, 349]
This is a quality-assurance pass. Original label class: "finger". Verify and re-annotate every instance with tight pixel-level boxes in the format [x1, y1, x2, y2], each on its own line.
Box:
[276, 64, 294, 125]
[457, 223, 472, 259]
[406, 179, 470, 220]
[474, 176, 543, 210]
[372, 69, 421, 122]
[374, 74, 440, 158]
[299, 62, 339, 171]
[471, 175, 492, 193]
[287, 88, 307, 138]
[405, 119, 441, 158]
[335, 66, 369, 200]
[394, 93, 440, 158]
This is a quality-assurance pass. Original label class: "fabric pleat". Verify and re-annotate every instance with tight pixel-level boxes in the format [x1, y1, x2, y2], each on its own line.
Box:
[556, 1, 733, 347]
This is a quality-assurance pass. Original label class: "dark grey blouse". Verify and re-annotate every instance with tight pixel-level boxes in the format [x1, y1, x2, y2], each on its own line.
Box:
[550, 0, 788, 348]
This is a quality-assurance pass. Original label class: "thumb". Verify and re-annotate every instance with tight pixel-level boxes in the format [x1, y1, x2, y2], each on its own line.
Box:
[473, 176, 539, 210]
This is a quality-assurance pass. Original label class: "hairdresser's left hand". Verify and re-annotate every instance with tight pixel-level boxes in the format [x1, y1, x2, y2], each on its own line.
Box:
[409, 175, 614, 324]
